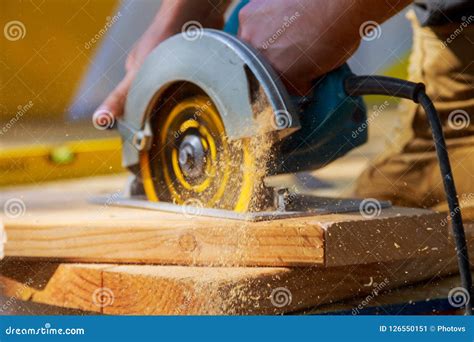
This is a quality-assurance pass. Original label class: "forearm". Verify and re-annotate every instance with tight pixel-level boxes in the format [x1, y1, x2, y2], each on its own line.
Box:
[152, 0, 232, 35]
[238, 0, 413, 94]
[312, 0, 413, 51]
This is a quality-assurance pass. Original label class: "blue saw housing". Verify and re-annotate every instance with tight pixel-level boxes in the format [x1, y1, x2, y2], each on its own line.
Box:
[224, 1, 368, 174]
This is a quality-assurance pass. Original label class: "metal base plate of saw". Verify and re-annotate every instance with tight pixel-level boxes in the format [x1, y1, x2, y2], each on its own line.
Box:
[91, 188, 392, 221]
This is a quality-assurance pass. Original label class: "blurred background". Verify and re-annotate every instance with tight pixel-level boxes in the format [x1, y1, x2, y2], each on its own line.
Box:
[0, 0, 413, 188]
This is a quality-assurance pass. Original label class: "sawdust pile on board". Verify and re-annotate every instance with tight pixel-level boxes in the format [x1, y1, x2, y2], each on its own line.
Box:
[177, 267, 294, 315]
[174, 270, 284, 315]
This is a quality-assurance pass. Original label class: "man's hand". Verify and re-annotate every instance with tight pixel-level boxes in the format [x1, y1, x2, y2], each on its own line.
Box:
[238, 0, 412, 95]
[94, 0, 229, 119]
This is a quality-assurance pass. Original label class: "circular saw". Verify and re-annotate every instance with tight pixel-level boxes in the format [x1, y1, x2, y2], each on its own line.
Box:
[111, 28, 373, 220]
[117, 29, 305, 214]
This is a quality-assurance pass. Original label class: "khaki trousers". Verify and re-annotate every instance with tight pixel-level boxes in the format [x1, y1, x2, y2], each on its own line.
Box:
[355, 11, 474, 218]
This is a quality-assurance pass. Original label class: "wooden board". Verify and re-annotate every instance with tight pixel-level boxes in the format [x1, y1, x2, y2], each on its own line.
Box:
[1, 176, 448, 267]
[305, 274, 468, 315]
[3, 218, 471, 315]
[2, 219, 471, 315]
[0, 275, 466, 316]
[0, 247, 465, 315]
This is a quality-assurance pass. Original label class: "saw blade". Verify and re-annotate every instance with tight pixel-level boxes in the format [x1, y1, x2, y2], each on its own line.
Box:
[139, 92, 263, 212]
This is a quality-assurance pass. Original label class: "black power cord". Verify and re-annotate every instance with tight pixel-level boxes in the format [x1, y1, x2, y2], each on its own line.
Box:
[345, 75, 473, 315]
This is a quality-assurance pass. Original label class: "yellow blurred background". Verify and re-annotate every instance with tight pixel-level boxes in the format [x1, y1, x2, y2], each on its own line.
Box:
[0, 0, 128, 186]
[0, 0, 120, 122]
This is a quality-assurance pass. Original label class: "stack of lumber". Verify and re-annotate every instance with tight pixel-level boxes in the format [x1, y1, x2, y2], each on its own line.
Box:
[0, 175, 469, 314]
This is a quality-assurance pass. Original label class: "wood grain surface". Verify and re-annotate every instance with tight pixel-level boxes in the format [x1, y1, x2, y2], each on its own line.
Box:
[1, 176, 447, 267]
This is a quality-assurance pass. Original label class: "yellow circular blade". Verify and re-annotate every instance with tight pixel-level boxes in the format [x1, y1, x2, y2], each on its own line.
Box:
[139, 95, 260, 212]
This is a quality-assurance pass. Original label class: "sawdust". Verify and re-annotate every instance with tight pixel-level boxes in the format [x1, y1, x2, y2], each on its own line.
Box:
[196, 91, 279, 313]
[225, 94, 275, 210]
[173, 268, 289, 315]
[247, 90, 278, 212]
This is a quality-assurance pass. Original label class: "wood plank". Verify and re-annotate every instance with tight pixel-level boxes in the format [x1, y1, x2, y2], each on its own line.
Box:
[3, 207, 324, 266]
[0, 295, 97, 315]
[324, 210, 447, 267]
[2, 221, 471, 315]
[0, 261, 108, 314]
[0, 252, 463, 315]
[305, 274, 469, 315]
[2, 206, 446, 267]
[1, 176, 447, 267]
[2, 275, 465, 316]
[3, 220, 470, 315]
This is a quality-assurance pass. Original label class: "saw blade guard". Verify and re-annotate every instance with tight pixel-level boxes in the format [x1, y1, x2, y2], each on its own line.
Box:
[119, 29, 299, 211]
[119, 29, 299, 170]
